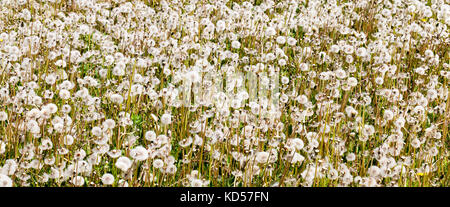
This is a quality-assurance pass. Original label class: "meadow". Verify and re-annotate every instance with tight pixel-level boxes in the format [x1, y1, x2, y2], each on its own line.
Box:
[0, 0, 449, 187]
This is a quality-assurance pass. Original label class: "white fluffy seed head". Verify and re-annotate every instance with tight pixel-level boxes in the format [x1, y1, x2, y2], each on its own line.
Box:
[130, 146, 148, 161]
[0, 174, 13, 187]
[265, 27, 276, 37]
[384, 109, 394, 121]
[424, 49, 434, 58]
[335, 69, 347, 79]
[190, 178, 204, 187]
[59, 89, 70, 100]
[101, 173, 115, 185]
[276, 36, 286, 44]
[356, 47, 367, 57]
[71, 176, 85, 186]
[287, 37, 297, 46]
[330, 45, 340, 53]
[160, 113, 172, 125]
[103, 119, 116, 129]
[0, 111, 7, 121]
[346, 153, 356, 161]
[291, 153, 305, 164]
[153, 159, 164, 169]
[91, 126, 102, 137]
[46, 103, 58, 114]
[145, 130, 157, 142]
[63, 135, 74, 146]
[115, 156, 132, 171]
[231, 40, 241, 49]
[292, 138, 304, 150]
[347, 77, 358, 87]
[375, 76, 384, 85]
[110, 94, 124, 104]
[255, 151, 270, 163]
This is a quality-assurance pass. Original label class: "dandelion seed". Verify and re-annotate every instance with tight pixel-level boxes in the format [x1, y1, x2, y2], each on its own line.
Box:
[91, 127, 102, 137]
[335, 69, 347, 79]
[74, 149, 86, 160]
[291, 138, 304, 150]
[130, 146, 148, 161]
[160, 113, 172, 125]
[216, 20, 226, 32]
[278, 58, 287, 67]
[255, 151, 270, 163]
[384, 109, 394, 121]
[145, 130, 157, 142]
[118, 179, 129, 187]
[190, 178, 204, 187]
[414, 67, 426, 75]
[107, 149, 122, 159]
[153, 159, 164, 169]
[110, 94, 124, 104]
[291, 153, 305, 164]
[0, 175, 13, 187]
[356, 47, 367, 57]
[287, 37, 297, 46]
[347, 77, 358, 87]
[411, 138, 421, 149]
[424, 50, 434, 58]
[265, 27, 276, 37]
[115, 157, 132, 172]
[276, 36, 286, 45]
[375, 76, 384, 85]
[101, 173, 115, 185]
[71, 176, 85, 186]
[231, 40, 241, 49]
[368, 166, 380, 177]
[0, 141, 5, 154]
[165, 164, 177, 174]
[330, 45, 340, 53]
[345, 153, 356, 162]
[46, 103, 58, 114]
[60, 134, 73, 146]
[0, 111, 7, 121]
[103, 119, 116, 130]
[299, 63, 309, 72]
[59, 89, 70, 100]
[343, 45, 354, 54]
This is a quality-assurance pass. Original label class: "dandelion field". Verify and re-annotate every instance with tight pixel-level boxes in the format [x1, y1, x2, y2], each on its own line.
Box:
[0, 0, 449, 187]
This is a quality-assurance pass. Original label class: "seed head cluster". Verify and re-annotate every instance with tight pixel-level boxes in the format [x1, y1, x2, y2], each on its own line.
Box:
[0, 0, 449, 187]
